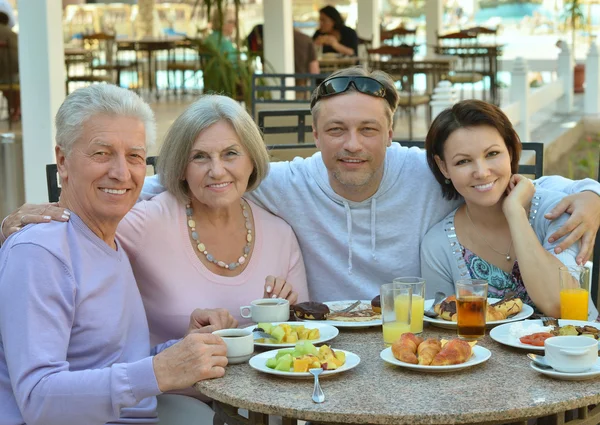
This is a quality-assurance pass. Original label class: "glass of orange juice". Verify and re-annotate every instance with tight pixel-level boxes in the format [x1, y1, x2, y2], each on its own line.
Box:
[393, 277, 425, 334]
[559, 265, 590, 321]
[455, 279, 488, 340]
[380, 282, 412, 346]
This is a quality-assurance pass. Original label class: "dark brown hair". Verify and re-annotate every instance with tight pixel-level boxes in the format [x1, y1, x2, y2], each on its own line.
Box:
[425, 99, 522, 200]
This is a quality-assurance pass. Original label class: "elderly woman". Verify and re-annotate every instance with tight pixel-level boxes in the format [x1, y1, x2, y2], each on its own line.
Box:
[421, 100, 599, 320]
[312, 5, 358, 56]
[0, 84, 235, 425]
[117, 95, 308, 346]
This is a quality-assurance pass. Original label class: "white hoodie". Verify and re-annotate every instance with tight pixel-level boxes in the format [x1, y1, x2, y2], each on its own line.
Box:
[141, 143, 599, 302]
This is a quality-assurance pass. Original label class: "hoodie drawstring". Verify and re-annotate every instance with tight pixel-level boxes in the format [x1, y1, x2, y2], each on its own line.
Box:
[343, 201, 353, 274]
[371, 198, 377, 261]
[343, 199, 378, 274]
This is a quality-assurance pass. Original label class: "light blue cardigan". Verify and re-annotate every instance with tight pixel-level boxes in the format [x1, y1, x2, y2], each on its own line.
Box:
[420, 188, 599, 321]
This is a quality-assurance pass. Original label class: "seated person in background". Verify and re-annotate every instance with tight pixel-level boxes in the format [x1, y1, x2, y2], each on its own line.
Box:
[0, 11, 19, 121]
[205, 9, 238, 62]
[312, 5, 358, 56]
[0, 84, 236, 425]
[247, 24, 320, 75]
[420, 99, 599, 320]
[247, 24, 319, 98]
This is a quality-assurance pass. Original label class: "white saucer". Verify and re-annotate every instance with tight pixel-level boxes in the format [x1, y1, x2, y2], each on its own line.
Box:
[530, 359, 600, 380]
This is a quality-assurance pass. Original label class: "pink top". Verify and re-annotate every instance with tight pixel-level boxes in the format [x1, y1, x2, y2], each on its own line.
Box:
[117, 192, 309, 346]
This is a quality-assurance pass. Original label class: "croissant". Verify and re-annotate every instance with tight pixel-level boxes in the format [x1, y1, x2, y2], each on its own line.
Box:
[433, 295, 458, 321]
[431, 339, 472, 366]
[417, 338, 442, 365]
[486, 305, 504, 321]
[391, 333, 423, 364]
[491, 297, 523, 319]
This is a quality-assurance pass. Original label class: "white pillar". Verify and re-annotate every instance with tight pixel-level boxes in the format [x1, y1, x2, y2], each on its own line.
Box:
[357, 0, 380, 49]
[510, 57, 530, 142]
[425, 0, 443, 57]
[18, 0, 66, 203]
[430, 80, 457, 121]
[557, 40, 574, 114]
[584, 41, 600, 115]
[263, 0, 294, 99]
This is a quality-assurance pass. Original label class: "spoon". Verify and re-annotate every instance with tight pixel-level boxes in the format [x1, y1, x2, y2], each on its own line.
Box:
[527, 353, 553, 369]
[252, 328, 274, 340]
[309, 368, 325, 403]
[424, 291, 446, 318]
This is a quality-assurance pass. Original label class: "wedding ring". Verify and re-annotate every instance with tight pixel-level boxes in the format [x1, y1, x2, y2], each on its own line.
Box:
[19, 215, 26, 226]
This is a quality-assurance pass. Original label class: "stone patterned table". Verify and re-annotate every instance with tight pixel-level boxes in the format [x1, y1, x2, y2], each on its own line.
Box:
[195, 325, 600, 425]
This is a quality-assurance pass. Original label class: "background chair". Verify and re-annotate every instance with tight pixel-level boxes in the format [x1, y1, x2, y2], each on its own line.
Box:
[251, 72, 329, 121]
[66, 32, 136, 93]
[367, 45, 430, 140]
[166, 39, 204, 96]
[436, 31, 486, 101]
[257, 109, 316, 162]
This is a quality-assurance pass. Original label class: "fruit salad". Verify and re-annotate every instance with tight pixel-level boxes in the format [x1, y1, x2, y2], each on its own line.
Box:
[265, 341, 346, 372]
[256, 322, 320, 344]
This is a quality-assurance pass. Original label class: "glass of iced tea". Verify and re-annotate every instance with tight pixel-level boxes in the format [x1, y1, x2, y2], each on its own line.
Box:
[559, 265, 590, 320]
[455, 279, 488, 340]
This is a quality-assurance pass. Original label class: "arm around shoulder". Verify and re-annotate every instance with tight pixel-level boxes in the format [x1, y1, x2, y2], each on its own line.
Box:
[420, 224, 456, 298]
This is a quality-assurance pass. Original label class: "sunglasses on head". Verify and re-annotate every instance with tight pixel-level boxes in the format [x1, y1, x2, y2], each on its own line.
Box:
[311, 76, 389, 109]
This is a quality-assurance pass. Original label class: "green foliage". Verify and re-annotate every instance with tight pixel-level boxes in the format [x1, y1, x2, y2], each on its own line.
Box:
[566, 133, 600, 180]
[561, 0, 585, 52]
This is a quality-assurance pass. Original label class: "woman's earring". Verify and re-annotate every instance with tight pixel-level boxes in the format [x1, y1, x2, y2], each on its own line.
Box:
[444, 178, 451, 184]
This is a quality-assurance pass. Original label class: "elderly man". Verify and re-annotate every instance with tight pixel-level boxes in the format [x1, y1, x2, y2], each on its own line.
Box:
[0, 84, 235, 425]
[3, 68, 600, 302]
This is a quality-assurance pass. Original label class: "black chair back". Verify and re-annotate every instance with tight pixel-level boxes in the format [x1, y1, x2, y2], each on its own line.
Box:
[251, 72, 329, 119]
[258, 109, 312, 145]
[46, 156, 158, 202]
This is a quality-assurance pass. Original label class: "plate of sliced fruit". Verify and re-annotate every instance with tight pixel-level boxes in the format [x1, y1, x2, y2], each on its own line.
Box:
[243, 321, 339, 348]
[249, 341, 360, 378]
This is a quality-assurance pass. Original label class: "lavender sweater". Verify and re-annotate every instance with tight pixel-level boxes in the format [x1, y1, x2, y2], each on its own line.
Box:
[0, 214, 165, 425]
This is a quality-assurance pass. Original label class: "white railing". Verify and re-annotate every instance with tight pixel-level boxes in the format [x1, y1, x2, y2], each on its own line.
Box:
[430, 39, 600, 143]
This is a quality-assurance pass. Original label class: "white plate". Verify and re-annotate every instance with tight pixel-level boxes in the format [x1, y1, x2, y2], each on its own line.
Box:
[380, 345, 491, 372]
[423, 297, 534, 329]
[297, 300, 382, 328]
[249, 348, 360, 378]
[530, 359, 600, 380]
[489, 319, 600, 351]
[244, 321, 339, 348]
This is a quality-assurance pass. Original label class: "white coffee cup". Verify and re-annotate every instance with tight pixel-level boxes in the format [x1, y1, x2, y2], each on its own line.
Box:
[544, 336, 598, 373]
[212, 328, 254, 365]
[240, 298, 290, 323]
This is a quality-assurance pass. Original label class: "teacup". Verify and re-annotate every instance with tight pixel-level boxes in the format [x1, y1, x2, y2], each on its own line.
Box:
[544, 336, 598, 373]
[212, 328, 254, 365]
[240, 298, 290, 323]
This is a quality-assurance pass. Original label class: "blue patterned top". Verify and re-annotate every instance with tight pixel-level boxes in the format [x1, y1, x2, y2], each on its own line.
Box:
[462, 246, 535, 308]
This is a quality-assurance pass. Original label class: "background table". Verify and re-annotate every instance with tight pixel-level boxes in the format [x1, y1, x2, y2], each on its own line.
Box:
[195, 325, 600, 425]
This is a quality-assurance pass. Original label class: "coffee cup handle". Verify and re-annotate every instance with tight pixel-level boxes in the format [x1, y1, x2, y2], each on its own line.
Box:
[240, 306, 252, 319]
[560, 348, 588, 356]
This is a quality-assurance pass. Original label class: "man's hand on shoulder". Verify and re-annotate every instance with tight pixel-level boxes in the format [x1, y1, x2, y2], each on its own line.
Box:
[544, 191, 600, 264]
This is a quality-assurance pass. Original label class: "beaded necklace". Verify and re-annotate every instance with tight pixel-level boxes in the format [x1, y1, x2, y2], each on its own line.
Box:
[186, 199, 252, 270]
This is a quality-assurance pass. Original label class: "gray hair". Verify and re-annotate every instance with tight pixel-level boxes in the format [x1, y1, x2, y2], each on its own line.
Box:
[157, 95, 270, 203]
[311, 67, 398, 127]
[55, 84, 156, 155]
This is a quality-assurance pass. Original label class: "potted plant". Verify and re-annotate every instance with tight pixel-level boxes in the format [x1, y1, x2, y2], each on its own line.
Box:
[561, 0, 585, 92]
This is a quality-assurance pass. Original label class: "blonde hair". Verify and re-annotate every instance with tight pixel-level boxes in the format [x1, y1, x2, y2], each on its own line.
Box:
[311, 67, 398, 127]
[210, 7, 235, 31]
[157, 95, 269, 203]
